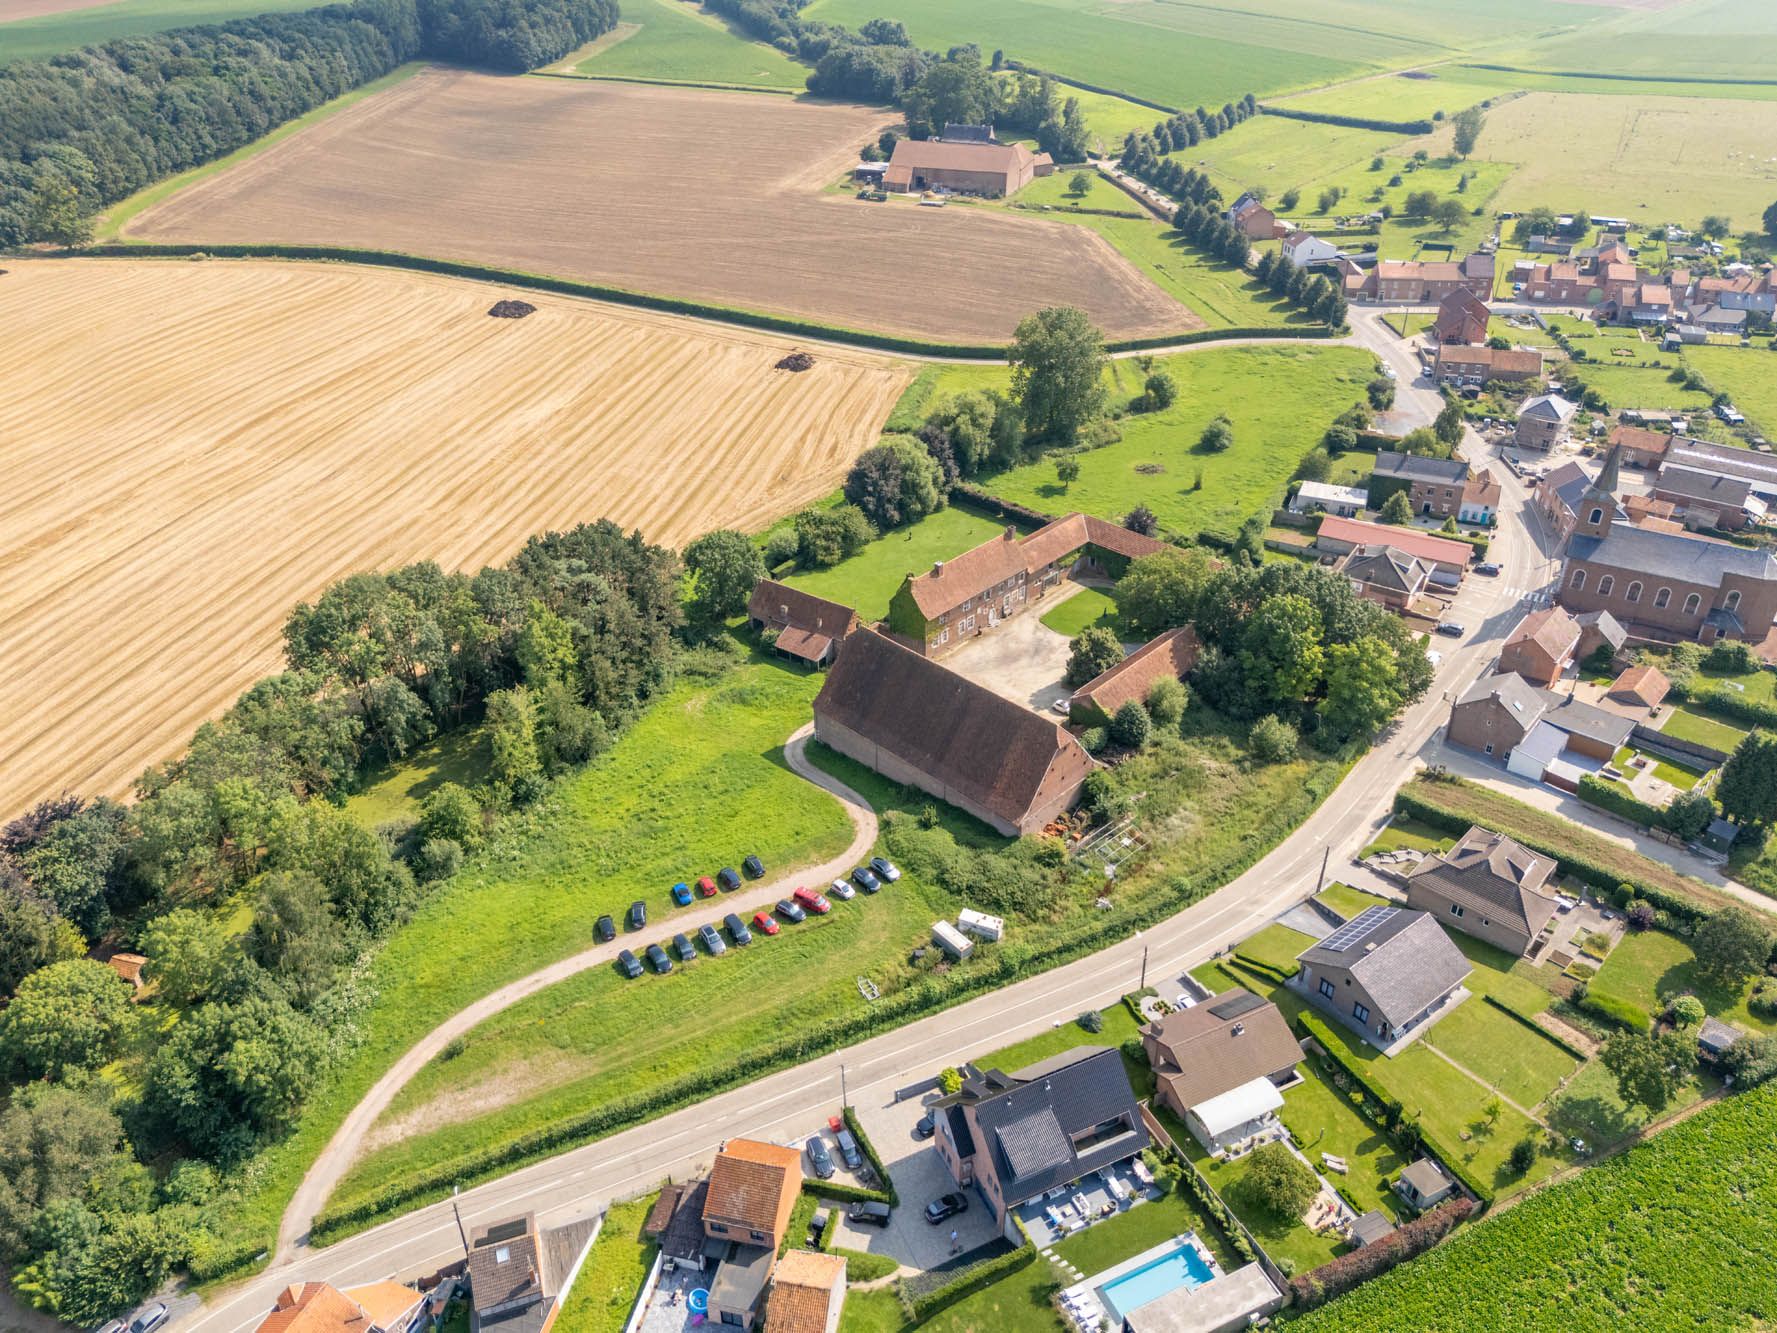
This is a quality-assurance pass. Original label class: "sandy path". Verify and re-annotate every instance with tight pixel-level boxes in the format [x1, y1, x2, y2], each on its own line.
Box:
[0, 258, 910, 819]
[278, 724, 878, 1257]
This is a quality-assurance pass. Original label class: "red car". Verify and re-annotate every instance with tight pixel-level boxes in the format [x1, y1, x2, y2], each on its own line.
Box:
[793, 886, 831, 915]
[751, 910, 781, 936]
[696, 876, 718, 897]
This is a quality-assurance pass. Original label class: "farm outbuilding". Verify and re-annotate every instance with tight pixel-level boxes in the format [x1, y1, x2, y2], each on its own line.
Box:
[883, 138, 1053, 198]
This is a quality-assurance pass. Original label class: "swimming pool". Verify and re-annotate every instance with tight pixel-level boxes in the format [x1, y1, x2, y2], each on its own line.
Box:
[1097, 1240, 1216, 1321]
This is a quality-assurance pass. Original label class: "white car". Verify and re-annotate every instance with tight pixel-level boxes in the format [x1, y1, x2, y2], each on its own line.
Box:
[1381, 364, 1397, 380]
[829, 877, 856, 901]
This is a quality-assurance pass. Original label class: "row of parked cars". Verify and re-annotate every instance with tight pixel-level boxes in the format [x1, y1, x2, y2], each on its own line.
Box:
[607, 857, 901, 979]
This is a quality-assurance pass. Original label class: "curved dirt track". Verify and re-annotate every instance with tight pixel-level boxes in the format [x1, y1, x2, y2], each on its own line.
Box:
[277, 723, 877, 1259]
[126, 68, 1196, 344]
[0, 258, 910, 819]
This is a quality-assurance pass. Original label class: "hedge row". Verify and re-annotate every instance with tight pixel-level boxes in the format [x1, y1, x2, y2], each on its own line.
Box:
[1289, 1198, 1474, 1311]
[1011, 201, 1146, 220]
[1232, 951, 1297, 983]
[1152, 1133, 1259, 1267]
[1666, 680, 1774, 734]
[530, 70, 798, 95]
[801, 1177, 892, 1206]
[898, 1241, 1035, 1320]
[1393, 777, 1725, 928]
[1579, 989, 1652, 1034]
[186, 1236, 268, 1285]
[1480, 994, 1588, 1061]
[1124, 987, 1158, 1028]
[1257, 105, 1434, 135]
[842, 1105, 900, 1206]
[1109, 324, 1341, 352]
[1466, 62, 1777, 89]
[950, 484, 1054, 529]
[1576, 774, 1663, 830]
[999, 59, 1179, 114]
[311, 763, 1344, 1240]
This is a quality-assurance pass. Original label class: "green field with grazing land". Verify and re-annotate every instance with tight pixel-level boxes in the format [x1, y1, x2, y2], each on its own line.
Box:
[0, 0, 315, 61]
[1496, 0, 1777, 85]
[1009, 169, 1143, 214]
[1681, 346, 1777, 435]
[550, 0, 807, 88]
[783, 506, 1014, 619]
[1266, 73, 1508, 123]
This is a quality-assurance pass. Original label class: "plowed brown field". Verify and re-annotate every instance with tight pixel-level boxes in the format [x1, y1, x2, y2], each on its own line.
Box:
[0, 258, 910, 817]
[126, 68, 1195, 344]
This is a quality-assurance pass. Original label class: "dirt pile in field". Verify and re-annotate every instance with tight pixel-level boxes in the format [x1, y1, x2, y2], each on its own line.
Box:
[488, 299, 536, 318]
[776, 351, 815, 372]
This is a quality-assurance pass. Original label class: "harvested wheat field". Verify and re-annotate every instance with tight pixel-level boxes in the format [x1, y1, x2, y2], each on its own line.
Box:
[126, 68, 1194, 343]
[0, 258, 910, 817]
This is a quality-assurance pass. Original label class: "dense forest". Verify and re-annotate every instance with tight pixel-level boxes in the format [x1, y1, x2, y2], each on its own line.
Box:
[0, 521, 681, 1320]
[0, 0, 618, 247]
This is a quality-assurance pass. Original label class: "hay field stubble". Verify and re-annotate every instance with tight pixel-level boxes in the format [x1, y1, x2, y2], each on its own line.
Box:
[0, 258, 911, 817]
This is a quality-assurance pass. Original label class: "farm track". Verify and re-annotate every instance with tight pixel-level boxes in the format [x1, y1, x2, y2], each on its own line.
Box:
[124, 67, 1196, 344]
[0, 258, 911, 819]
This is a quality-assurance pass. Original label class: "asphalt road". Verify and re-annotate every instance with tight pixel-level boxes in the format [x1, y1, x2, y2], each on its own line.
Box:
[182, 313, 1557, 1333]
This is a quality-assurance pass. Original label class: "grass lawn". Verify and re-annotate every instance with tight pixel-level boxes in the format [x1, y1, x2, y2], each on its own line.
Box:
[1422, 998, 1578, 1110]
[1069, 216, 1318, 330]
[783, 507, 1013, 619]
[1660, 704, 1749, 753]
[973, 1007, 1148, 1096]
[1590, 927, 1777, 1037]
[985, 344, 1376, 541]
[1038, 586, 1119, 639]
[218, 658, 855, 1246]
[1198, 1148, 1340, 1275]
[1543, 1056, 1708, 1154]
[1233, 923, 1316, 974]
[554, 0, 807, 88]
[1691, 663, 1777, 705]
[1359, 818, 1453, 858]
[1314, 883, 1391, 923]
[1280, 1052, 1406, 1221]
[1053, 1184, 1241, 1277]
[1682, 344, 1777, 436]
[1561, 363, 1713, 416]
[0, 0, 318, 61]
[554, 1195, 656, 1333]
[346, 724, 491, 828]
[1008, 170, 1140, 215]
[836, 1290, 910, 1333]
[1613, 746, 1706, 791]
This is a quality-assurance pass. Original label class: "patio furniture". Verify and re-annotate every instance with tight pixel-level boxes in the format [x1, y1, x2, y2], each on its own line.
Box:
[1072, 1192, 1090, 1215]
[1132, 1159, 1154, 1186]
[1321, 1153, 1348, 1174]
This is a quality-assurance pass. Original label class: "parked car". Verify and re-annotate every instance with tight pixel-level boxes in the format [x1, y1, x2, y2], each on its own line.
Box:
[670, 881, 693, 907]
[869, 856, 901, 883]
[743, 854, 765, 878]
[718, 867, 743, 891]
[793, 886, 831, 914]
[1434, 621, 1465, 638]
[752, 910, 781, 936]
[594, 914, 616, 943]
[616, 949, 643, 979]
[1474, 561, 1500, 577]
[699, 922, 727, 955]
[847, 1200, 893, 1227]
[96, 1322, 127, 1333]
[696, 875, 719, 897]
[672, 932, 695, 962]
[835, 1127, 862, 1170]
[129, 1307, 169, 1333]
[628, 899, 647, 930]
[924, 1193, 968, 1224]
[913, 1110, 936, 1140]
[829, 877, 856, 901]
[806, 1135, 836, 1179]
[776, 898, 806, 923]
[1050, 698, 1071, 716]
[646, 942, 673, 974]
[851, 866, 880, 893]
[725, 913, 752, 946]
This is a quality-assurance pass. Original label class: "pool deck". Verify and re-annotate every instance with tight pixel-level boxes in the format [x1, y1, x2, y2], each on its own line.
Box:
[1059, 1232, 1222, 1332]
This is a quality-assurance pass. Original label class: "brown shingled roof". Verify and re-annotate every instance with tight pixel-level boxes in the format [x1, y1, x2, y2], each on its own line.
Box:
[704, 1139, 801, 1243]
[764, 1251, 846, 1333]
[748, 580, 858, 639]
[814, 629, 1093, 829]
[886, 138, 1037, 176]
[257, 1284, 371, 1333]
[1019, 512, 1169, 569]
[1071, 627, 1200, 720]
[1144, 990, 1300, 1112]
[1608, 425, 1670, 458]
[1608, 664, 1670, 709]
[902, 527, 1027, 620]
[1504, 606, 1580, 664]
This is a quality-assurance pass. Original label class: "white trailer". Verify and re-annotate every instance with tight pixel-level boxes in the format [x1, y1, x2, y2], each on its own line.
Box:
[957, 909, 1005, 942]
[931, 921, 973, 960]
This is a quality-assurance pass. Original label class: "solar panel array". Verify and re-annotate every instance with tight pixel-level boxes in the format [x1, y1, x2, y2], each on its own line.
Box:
[1317, 904, 1400, 955]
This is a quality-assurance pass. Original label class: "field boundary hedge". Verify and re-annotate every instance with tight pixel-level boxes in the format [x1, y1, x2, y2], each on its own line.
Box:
[529, 70, 799, 94]
[998, 59, 1179, 114]
[1464, 63, 1777, 90]
[1257, 105, 1434, 135]
[1480, 994, 1588, 1060]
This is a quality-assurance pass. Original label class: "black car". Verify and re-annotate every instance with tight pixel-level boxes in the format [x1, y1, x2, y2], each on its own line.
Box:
[1434, 621, 1465, 638]
[628, 899, 647, 930]
[851, 866, 880, 893]
[645, 942, 673, 974]
[743, 854, 765, 878]
[699, 922, 727, 955]
[924, 1192, 968, 1224]
[718, 867, 743, 892]
[673, 931, 696, 962]
[1474, 561, 1501, 577]
[806, 1135, 836, 1180]
[913, 1109, 936, 1140]
[776, 898, 806, 923]
[847, 1200, 893, 1227]
[725, 912, 752, 945]
[616, 948, 643, 979]
[869, 856, 901, 883]
[594, 914, 616, 943]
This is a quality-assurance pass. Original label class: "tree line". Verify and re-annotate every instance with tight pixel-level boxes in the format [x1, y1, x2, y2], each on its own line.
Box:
[0, 519, 680, 1320]
[0, 0, 618, 247]
[1132, 93, 1257, 153]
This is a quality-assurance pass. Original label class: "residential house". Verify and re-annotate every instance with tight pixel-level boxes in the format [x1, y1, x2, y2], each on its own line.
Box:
[703, 1139, 805, 1330]
[1446, 671, 1635, 782]
[1618, 281, 1673, 324]
[932, 1046, 1148, 1230]
[1282, 231, 1340, 269]
[1369, 254, 1492, 302]
[1575, 609, 1627, 664]
[1338, 545, 1429, 612]
[1289, 480, 1368, 517]
[256, 1282, 426, 1333]
[1515, 394, 1579, 451]
[1652, 466, 1760, 531]
[882, 137, 1051, 197]
[1608, 424, 1670, 470]
[747, 581, 859, 667]
[763, 1251, 847, 1333]
[813, 629, 1095, 836]
[1559, 450, 1777, 645]
[1396, 1159, 1458, 1212]
[1519, 260, 1597, 303]
[1460, 468, 1501, 525]
[1431, 288, 1490, 345]
[1430, 344, 1543, 389]
[885, 514, 1165, 658]
[1142, 990, 1301, 1156]
[1606, 663, 1670, 711]
[466, 1212, 599, 1333]
[1290, 906, 1472, 1050]
[1404, 825, 1558, 957]
[1689, 305, 1747, 335]
[1068, 626, 1200, 727]
[642, 1179, 713, 1268]
[1228, 192, 1282, 240]
[1313, 516, 1470, 585]
[1498, 606, 1581, 687]
[1371, 451, 1470, 518]
[1536, 460, 1603, 544]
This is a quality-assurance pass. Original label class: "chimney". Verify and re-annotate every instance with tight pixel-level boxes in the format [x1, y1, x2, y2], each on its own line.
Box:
[1005, 525, 1017, 540]
[933, 560, 945, 577]
[1231, 1023, 1245, 1038]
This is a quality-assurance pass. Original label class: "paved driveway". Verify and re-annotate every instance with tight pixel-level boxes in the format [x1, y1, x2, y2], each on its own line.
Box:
[832, 1090, 1001, 1270]
[941, 584, 1082, 713]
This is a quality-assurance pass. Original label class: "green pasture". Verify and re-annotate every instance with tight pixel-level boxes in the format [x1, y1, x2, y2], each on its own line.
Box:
[1266, 73, 1505, 123]
[554, 0, 807, 88]
[1683, 346, 1777, 436]
[0, 0, 315, 61]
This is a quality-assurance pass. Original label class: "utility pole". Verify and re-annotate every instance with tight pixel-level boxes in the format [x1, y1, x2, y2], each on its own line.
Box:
[450, 1185, 469, 1258]
[1139, 943, 1149, 990]
[1316, 845, 1330, 894]
[840, 1063, 848, 1109]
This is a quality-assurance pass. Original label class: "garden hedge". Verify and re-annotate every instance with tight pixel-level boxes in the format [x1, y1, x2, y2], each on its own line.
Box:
[1579, 989, 1652, 1034]
[898, 1240, 1036, 1320]
[801, 1178, 893, 1206]
[842, 1105, 900, 1205]
[1480, 994, 1588, 1061]
[1232, 951, 1297, 983]
[1576, 774, 1663, 830]
[1665, 680, 1776, 733]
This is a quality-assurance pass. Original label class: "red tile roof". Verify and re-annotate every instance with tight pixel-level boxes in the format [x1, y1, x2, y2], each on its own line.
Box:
[1504, 606, 1581, 665]
[902, 528, 1027, 619]
[704, 1139, 803, 1242]
[1070, 627, 1200, 719]
[1315, 516, 1472, 568]
[1608, 664, 1670, 708]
